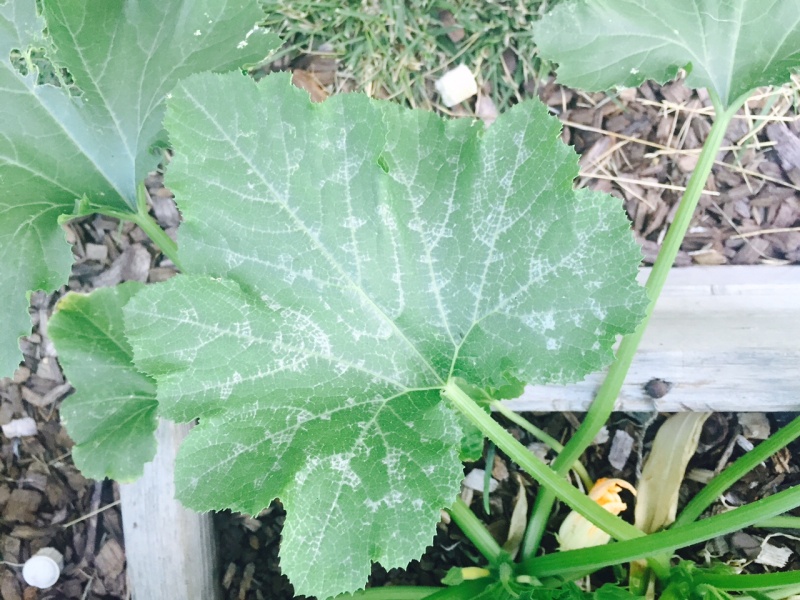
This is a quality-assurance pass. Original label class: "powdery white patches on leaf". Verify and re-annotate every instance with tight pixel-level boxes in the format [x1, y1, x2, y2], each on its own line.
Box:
[521, 310, 556, 332]
[127, 276, 464, 596]
[376, 204, 398, 231]
[127, 72, 649, 597]
[219, 371, 243, 401]
[328, 453, 362, 489]
[292, 409, 314, 426]
[275, 306, 333, 358]
[342, 215, 367, 230]
[381, 448, 403, 477]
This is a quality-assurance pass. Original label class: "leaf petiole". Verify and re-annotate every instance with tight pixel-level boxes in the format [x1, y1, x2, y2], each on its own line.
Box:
[491, 400, 593, 490]
[523, 484, 800, 578]
[65, 183, 184, 272]
[442, 380, 649, 550]
[674, 415, 800, 527]
[130, 183, 184, 271]
[344, 586, 443, 600]
[520, 98, 743, 564]
[693, 571, 800, 592]
[753, 516, 800, 530]
[446, 497, 504, 564]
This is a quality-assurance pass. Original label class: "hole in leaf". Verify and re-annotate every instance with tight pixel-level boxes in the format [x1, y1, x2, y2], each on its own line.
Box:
[9, 46, 78, 94]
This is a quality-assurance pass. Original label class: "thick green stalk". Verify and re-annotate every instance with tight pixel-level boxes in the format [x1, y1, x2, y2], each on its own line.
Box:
[346, 587, 442, 600]
[443, 381, 648, 547]
[523, 484, 800, 578]
[491, 400, 593, 489]
[754, 516, 800, 529]
[419, 580, 494, 600]
[756, 584, 800, 600]
[132, 183, 184, 271]
[130, 209, 183, 271]
[747, 585, 800, 600]
[694, 572, 800, 591]
[675, 414, 800, 526]
[76, 183, 184, 271]
[446, 498, 503, 564]
[520, 99, 742, 563]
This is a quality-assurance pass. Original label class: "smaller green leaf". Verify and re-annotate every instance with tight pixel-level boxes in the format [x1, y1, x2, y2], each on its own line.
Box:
[458, 413, 486, 462]
[49, 282, 158, 482]
[450, 378, 490, 462]
[534, 0, 800, 108]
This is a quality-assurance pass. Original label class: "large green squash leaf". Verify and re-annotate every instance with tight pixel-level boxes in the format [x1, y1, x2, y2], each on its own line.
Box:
[533, 0, 800, 108]
[49, 283, 157, 482]
[124, 72, 647, 597]
[0, 0, 278, 377]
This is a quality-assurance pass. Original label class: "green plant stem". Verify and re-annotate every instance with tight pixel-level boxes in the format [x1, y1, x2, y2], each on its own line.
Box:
[483, 443, 496, 514]
[130, 209, 183, 270]
[420, 580, 494, 600]
[443, 380, 642, 541]
[675, 415, 800, 526]
[519, 99, 742, 564]
[694, 572, 800, 591]
[76, 184, 185, 271]
[523, 484, 800, 578]
[346, 587, 442, 599]
[441, 380, 661, 574]
[131, 182, 184, 270]
[754, 516, 800, 529]
[446, 498, 503, 564]
[748, 584, 800, 600]
[491, 400, 593, 489]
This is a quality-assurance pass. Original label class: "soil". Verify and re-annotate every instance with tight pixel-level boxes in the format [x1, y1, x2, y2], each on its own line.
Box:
[1, 67, 799, 600]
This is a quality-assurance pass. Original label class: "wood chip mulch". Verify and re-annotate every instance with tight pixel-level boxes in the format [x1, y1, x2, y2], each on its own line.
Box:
[538, 77, 800, 267]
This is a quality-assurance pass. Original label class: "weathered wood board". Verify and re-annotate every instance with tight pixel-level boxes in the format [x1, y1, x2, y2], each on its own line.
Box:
[504, 266, 800, 413]
[119, 421, 221, 600]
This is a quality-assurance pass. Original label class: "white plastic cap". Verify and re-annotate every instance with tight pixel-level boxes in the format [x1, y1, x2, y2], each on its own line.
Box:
[22, 547, 63, 588]
[435, 65, 478, 107]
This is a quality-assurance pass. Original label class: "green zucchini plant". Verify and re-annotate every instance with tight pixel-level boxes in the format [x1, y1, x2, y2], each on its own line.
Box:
[0, 0, 798, 598]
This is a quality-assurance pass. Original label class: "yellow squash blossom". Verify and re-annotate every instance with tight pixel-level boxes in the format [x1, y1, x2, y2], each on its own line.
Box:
[557, 478, 636, 551]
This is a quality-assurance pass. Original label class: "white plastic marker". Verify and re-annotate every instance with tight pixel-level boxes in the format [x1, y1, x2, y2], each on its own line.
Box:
[435, 64, 478, 107]
[22, 547, 64, 588]
[1, 417, 37, 438]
